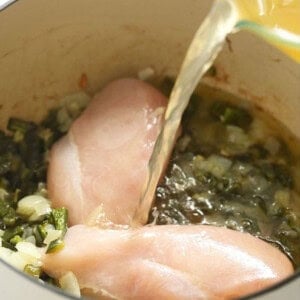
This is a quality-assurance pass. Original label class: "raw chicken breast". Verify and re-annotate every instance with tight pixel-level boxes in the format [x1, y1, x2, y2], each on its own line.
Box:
[43, 225, 293, 300]
[47, 78, 167, 225]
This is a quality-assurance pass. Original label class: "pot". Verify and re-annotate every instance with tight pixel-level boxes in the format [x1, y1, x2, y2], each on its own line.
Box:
[0, 0, 299, 299]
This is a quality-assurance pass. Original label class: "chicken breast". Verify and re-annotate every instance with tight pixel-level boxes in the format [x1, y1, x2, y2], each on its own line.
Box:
[43, 225, 293, 300]
[47, 78, 167, 225]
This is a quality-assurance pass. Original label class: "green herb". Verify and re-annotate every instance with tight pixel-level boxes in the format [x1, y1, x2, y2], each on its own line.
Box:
[150, 88, 300, 268]
[46, 238, 65, 254]
[2, 226, 24, 243]
[51, 208, 68, 235]
[0, 103, 77, 284]
[24, 264, 42, 278]
[210, 101, 252, 128]
[10, 235, 23, 245]
[7, 118, 36, 134]
[0, 111, 70, 253]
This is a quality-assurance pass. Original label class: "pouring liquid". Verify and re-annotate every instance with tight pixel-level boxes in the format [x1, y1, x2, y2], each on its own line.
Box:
[236, 0, 300, 62]
[132, 0, 300, 226]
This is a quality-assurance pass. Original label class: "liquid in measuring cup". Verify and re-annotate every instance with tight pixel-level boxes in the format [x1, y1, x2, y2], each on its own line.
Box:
[133, 0, 300, 226]
[235, 0, 300, 62]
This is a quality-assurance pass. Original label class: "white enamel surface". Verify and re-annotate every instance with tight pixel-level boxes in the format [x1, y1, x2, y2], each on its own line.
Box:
[0, 0, 299, 299]
[0, 0, 16, 11]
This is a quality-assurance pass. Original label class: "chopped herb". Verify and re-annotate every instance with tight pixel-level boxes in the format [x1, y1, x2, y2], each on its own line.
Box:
[46, 238, 65, 254]
[24, 264, 42, 278]
[51, 208, 68, 235]
[2, 226, 24, 243]
[150, 85, 300, 268]
[7, 118, 36, 134]
[210, 101, 252, 128]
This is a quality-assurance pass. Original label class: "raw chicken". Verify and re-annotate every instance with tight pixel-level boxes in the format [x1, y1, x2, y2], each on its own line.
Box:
[47, 78, 167, 225]
[43, 224, 293, 300]
[46, 79, 293, 300]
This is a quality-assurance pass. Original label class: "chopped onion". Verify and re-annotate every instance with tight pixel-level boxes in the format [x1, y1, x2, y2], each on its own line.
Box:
[64, 92, 90, 118]
[0, 247, 27, 270]
[44, 229, 63, 246]
[0, 242, 42, 271]
[226, 125, 252, 151]
[138, 67, 155, 81]
[57, 92, 90, 132]
[197, 155, 232, 178]
[0, 188, 8, 199]
[25, 235, 36, 245]
[17, 195, 51, 221]
[57, 107, 73, 133]
[16, 242, 42, 265]
[59, 272, 81, 298]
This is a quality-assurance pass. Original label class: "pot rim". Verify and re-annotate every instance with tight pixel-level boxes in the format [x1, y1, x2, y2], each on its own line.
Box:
[0, 0, 17, 11]
[0, 0, 299, 298]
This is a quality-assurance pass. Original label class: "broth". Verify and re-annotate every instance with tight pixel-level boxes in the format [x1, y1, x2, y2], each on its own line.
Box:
[150, 79, 300, 268]
[235, 0, 300, 62]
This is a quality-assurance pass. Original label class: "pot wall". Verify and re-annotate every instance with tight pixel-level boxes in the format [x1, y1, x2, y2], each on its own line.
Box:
[0, 0, 299, 133]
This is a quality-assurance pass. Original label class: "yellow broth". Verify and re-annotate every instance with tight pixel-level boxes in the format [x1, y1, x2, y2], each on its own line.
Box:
[150, 80, 300, 268]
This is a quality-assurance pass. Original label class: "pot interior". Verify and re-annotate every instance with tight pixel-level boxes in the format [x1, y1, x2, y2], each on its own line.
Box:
[0, 0, 299, 298]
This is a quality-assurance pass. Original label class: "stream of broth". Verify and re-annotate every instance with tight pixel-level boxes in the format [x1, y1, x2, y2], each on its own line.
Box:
[132, 0, 300, 225]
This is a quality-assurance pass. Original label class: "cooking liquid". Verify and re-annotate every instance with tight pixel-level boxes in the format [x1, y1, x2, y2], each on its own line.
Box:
[132, 0, 300, 226]
[236, 0, 300, 62]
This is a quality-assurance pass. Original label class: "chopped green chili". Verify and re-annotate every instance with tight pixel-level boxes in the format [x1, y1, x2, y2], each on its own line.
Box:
[151, 82, 300, 268]
[2, 226, 24, 243]
[51, 208, 68, 235]
[24, 264, 42, 278]
[46, 239, 65, 254]
[7, 118, 36, 134]
[210, 101, 252, 128]
[0, 111, 72, 259]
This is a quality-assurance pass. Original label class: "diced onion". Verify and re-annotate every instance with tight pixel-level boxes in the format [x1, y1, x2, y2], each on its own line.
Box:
[0, 188, 8, 199]
[0, 242, 42, 271]
[17, 195, 51, 221]
[57, 92, 90, 132]
[44, 229, 62, 246]
[226, 125, 252, 150]
[25, 235, 36, 245]
[197, 155, 232, 178]
[59, 272, 81, 298]
[138, 67, 155, 81]
[0, 247, 27, 270]
[57, 107, 73, 133]
[16, 242, 42, 264]
[63, 92, 90, 118]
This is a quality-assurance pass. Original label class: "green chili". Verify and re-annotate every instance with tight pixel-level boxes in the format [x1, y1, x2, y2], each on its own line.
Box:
[46, 239, 65, 254]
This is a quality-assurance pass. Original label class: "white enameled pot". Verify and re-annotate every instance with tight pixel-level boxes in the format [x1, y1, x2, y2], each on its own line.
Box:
[0, 0, 299, 299]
